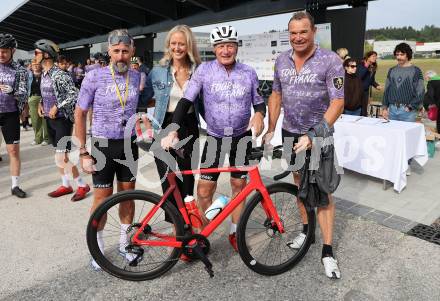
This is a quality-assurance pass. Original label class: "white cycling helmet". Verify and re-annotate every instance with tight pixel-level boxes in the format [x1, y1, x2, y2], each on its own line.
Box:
[210, 25, 238, 46]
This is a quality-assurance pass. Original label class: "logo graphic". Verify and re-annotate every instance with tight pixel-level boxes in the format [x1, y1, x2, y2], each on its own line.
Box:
[333, 77, 344, 90]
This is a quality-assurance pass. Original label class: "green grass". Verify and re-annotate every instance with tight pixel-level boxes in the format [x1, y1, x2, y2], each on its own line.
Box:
[371, 58, 440, 103]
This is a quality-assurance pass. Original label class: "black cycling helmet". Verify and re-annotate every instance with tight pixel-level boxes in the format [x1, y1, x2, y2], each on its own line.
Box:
[103, 53, 110, 65]
[0, 33, 18, 49]
[34, 39, 60, 59]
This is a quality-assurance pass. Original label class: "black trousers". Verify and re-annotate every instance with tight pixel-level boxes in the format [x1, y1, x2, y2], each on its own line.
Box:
[154, 112, 199, 212]
[437, 116, 440, 134]
[361, 91, 369, 117]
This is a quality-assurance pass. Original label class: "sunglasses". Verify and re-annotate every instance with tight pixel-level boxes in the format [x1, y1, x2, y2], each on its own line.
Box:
[108, 35, 133, 46]
[348, 64, 357, 68]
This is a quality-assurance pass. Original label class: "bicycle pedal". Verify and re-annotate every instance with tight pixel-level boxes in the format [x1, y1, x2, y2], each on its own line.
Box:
[205, 266, 214, 278]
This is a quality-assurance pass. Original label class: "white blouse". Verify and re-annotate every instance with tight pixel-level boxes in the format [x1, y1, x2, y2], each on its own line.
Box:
[167, 66, 193, 113]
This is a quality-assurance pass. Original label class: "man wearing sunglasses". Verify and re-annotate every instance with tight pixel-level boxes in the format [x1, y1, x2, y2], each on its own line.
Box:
[34, 39, 90, 202]
[0, 33, 29, 198]
[75, 29, 141, 270]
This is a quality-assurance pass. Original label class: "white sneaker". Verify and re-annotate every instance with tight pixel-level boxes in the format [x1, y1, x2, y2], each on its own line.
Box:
[31, 141, 37, 146]
[322, 256, 341, 279]
[41, 141, 48, 146]
[286, 233, 306, 249]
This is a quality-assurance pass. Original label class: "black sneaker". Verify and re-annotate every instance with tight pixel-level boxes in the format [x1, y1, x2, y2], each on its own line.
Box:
[11, 186, 27, 198]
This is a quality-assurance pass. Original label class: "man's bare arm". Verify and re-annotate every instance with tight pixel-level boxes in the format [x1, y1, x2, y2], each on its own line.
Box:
[267, 91, 282, 132]
[74, 106, 88, 148]
[324, 98, 344, 126]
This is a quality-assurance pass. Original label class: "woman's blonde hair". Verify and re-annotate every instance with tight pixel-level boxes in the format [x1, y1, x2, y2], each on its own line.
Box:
[336, 48, 349, 60]
[159, 25, 201, 66]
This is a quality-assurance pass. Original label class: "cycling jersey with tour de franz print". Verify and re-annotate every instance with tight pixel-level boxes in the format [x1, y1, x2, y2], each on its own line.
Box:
[272, 47, 344, 135]
[78, 66, 141, 139]
[183, 59, 264, 138]
[40, 65, 78, 122]
[0, 61, 28, 114]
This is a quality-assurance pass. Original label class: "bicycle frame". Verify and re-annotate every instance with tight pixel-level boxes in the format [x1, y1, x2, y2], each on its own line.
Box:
[131, 165, 286, 248]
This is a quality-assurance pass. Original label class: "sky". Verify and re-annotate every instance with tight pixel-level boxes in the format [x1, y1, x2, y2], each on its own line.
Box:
[1, 0, 439, 35]
[192, 0, 440, 34]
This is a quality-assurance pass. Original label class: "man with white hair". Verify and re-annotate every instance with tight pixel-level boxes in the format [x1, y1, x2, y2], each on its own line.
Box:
[75, 29, 141, 270]
[161, 25, 266, 252]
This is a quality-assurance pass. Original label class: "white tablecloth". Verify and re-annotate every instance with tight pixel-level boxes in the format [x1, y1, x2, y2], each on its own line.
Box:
[205, 110, 428, 192]
[333, 115, 428, 192]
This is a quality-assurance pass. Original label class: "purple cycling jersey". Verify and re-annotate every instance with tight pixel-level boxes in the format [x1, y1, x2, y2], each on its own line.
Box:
[0, 63, 17, 113]
[41, 71, 62, 118]
[272, 47, 344, 134]
[85, 63, 101, 73]
[184, 59, 263, 137]
[78, 65, 140, 139]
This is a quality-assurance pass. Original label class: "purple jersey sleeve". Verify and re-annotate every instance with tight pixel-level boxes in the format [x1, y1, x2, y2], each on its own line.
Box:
[140, 72, 146, 91]
[325, 55, 345, 102]
[251, 69, 264, 105]
[183, 63, 204, 102]
[77, 70, 97, 111]
[272, 58, 282, 93]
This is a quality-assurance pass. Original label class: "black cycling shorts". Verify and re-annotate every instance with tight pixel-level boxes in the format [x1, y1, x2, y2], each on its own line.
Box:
[91, 137, 139, 188]
[45, 117, 73, 152]
[0, 111, 20, 144]
[199, 131, 252, 182]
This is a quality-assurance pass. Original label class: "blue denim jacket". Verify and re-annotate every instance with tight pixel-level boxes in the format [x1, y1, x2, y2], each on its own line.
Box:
[148, 62, 202, 131]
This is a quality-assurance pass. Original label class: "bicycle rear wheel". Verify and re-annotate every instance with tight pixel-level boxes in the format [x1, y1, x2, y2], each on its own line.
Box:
[86, 190, 184, 281]
[237, 183, 315, 275]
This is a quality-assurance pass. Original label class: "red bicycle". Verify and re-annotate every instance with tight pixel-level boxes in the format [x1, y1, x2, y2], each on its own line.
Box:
[86, 146, 315, 281]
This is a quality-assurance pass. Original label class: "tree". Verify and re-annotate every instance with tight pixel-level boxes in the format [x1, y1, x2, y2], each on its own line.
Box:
[364, 41, 374, 53]
[366, 26, 440, 42]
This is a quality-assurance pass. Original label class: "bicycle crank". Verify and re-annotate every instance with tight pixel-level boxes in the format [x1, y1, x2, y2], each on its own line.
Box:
[180, 234, 214, 278]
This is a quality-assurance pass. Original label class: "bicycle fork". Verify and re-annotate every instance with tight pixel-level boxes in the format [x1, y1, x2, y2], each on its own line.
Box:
[259, 187, 286, 234]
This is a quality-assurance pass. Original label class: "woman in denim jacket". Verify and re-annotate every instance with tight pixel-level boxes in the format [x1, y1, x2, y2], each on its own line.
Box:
[147, 25, 202, 208]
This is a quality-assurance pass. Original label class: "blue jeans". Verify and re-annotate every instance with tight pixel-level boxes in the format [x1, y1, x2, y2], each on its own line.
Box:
[344, 107, 362, 116]
[388, 104, 416, 166]
[388, 104, 417, 122]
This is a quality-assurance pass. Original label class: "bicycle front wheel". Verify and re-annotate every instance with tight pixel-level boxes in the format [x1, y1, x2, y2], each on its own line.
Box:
[237, 183, 315, 275]
[86, 190, 184, 281]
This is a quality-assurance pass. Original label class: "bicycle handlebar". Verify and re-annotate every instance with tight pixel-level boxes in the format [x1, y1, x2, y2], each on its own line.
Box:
[247, 145, 291, 181]
[137, 139, 292, 181]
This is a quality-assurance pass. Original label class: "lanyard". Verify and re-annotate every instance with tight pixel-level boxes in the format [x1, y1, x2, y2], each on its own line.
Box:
[109, 64, 130, 110]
